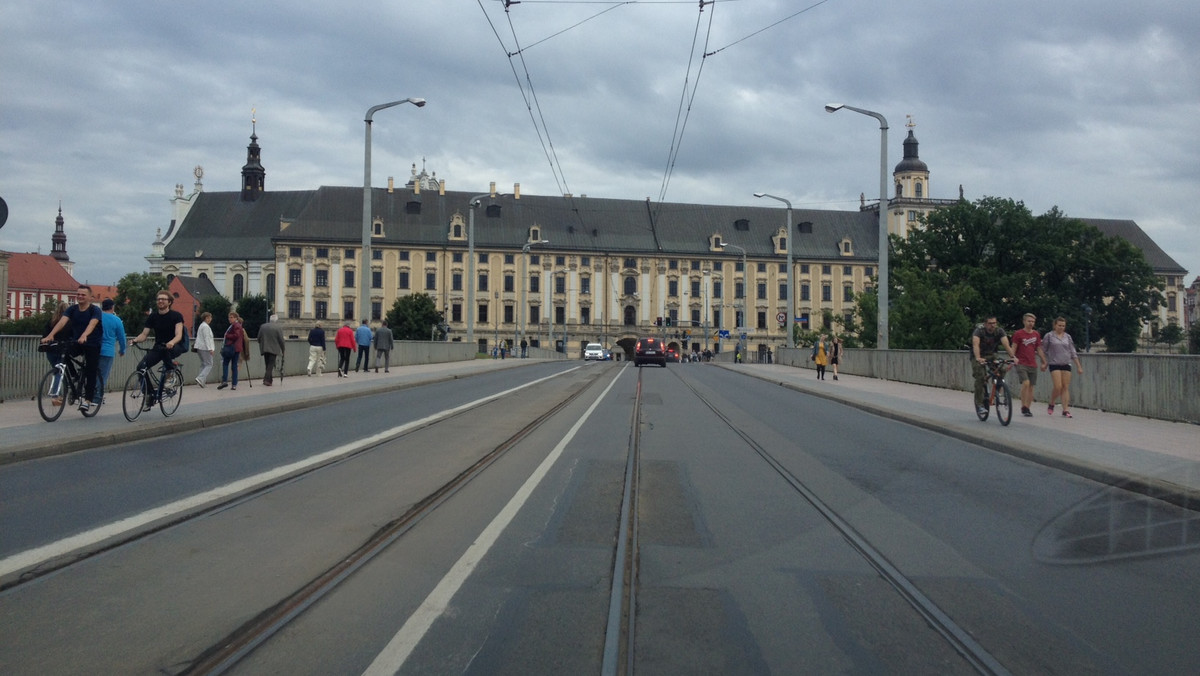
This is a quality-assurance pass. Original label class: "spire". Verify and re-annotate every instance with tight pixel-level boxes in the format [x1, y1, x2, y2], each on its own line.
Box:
[241, 109, 265, 202]
[894, 116, 928, 174]
[51, 204, 69, 262]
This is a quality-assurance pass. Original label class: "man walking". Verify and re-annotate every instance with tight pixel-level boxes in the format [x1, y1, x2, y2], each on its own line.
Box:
[373, 319, 394, 373]
[97, 298, 126, 403]
[1012, 312, 1048, 417]
[354, 319, 373, 372]
[307, 321, 326, 376]
[258, 314, 285, 386]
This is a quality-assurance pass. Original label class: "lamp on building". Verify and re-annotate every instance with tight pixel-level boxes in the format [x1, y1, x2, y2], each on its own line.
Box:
[361, 97, 425, 323]
[825, 103, 889, 350]
[754, 193, 794, 349]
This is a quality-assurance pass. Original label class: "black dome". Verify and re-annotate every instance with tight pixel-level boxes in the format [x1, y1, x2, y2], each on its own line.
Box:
[894, 129, 928, 173]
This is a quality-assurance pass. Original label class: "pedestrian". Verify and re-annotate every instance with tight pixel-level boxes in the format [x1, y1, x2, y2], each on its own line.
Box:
[218, 311, 245, 390]
[97, 298, 127, 403]
[1044, 316, 1084, 418]
[258, 314, 285, 386]
[335, 319, 355, 377]
[829, 337, 842, 380]
[373, 319, 394, 373]
[354, 319, 373, 372]
[812, 334, 829, 380]
[307, 321, 326, 376]
[41, 285, 102, 413]
[971, 315, 1016, 418]
[194, 312, 215, 388]
[1011, 313, 1048, 417]
[520, 338, 528, 358]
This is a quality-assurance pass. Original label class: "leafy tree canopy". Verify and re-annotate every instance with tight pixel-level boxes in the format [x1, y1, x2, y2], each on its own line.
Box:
[236, 294, 270, 338]
[115, 272, 170, 335]
[386, 292, 445, 341]
[883, 196, 1161, 351]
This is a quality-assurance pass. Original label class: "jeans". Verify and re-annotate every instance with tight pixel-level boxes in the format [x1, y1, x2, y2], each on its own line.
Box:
[221, 346, 240, 386]
[355, 345, 370, 371]
[97, 354, 115, 401]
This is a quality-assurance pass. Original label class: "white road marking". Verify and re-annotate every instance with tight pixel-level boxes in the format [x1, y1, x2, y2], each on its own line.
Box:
[0, 368, 578, 581]
[362, 368, 624, 676]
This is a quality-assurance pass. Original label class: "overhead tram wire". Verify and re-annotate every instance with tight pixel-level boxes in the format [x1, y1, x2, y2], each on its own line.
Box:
[703, 0, 832, 57]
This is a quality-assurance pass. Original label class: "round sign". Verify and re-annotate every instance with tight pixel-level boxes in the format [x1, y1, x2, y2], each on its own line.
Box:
[776, 311, 786, 324]
[0, 196, 8, 229]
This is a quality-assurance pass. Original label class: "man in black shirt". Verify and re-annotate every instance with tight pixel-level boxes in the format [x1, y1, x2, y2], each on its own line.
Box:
[130, 291, 185, 407]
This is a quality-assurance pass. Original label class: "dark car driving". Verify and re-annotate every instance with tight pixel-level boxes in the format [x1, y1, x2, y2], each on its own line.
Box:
[635, 337, 667, 367]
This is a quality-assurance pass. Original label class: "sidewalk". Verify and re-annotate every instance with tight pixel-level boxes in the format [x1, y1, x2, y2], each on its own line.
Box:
[0, 359, 532, 465]
[724, 363, 1200, 508]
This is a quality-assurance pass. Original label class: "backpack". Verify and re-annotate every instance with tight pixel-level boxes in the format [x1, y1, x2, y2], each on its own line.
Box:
[178, 325, 190, 353]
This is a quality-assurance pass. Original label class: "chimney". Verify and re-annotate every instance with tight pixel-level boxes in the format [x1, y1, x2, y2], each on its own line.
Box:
[439, 179, 446, 195]
[413, 179, 420, 196]
[387, 177, 394, 193]
[514, 183, 521, 199]
[489, 181, 496, 196]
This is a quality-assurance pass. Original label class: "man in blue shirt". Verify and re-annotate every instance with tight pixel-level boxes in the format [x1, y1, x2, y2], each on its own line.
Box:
[41, 285, 103, 412]
[97, 298, 127, 403]
[354, 319, 373, 372]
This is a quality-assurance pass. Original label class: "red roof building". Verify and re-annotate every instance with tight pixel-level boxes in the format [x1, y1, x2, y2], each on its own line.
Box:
[4, 252, 81, 319]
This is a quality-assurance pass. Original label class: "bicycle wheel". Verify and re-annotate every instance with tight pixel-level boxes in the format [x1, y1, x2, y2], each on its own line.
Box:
[975, 380, 991, 421]
[159, 368, 183, 417]
[123, 370, 147, 422]
[37, 369, 67, 422]
[994, 379, 1013, 426]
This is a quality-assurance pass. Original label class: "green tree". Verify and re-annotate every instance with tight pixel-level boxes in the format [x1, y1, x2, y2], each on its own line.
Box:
[200, 295, 233, 339]
[890, 197, 1161, 352]
[0, 298, 60, 335]
[236, 294, 270, 339]
[853, 287, 878, 349]
[1156, 323, 1184, 349]
[386, 292, 444, 341]
[1189, 320, 1200, 355]
[115, 272, 169, 335]
[887, 267, 976, 350]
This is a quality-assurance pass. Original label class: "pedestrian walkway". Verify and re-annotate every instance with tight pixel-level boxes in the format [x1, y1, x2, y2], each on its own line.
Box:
[0, 359, 530, 465]
[725, 363, 1200, 508]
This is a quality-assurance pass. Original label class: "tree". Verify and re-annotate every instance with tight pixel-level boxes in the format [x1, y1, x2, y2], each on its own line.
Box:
[853, 287, 878, 348]
[1155, 323, 1184, 349]
[236, 294, 270, 339]
[0, 298, 59, 335]
[115, 272, 169, 335]
[889, 197, 1161, 351]
[1189, 320, 1200, 355]
[386, 293, 444, 341]
[199, 295, 233, 339]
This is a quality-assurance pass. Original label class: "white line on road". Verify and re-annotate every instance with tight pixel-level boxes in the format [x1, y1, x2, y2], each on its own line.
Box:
[361, 368, 625, 676]
[0, 368, 579, 581]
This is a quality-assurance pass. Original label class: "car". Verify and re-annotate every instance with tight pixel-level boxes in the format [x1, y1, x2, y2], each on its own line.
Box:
[584, 343, 605, 360]
[634, 337, 667, 367]
[666, 347, 679, 363]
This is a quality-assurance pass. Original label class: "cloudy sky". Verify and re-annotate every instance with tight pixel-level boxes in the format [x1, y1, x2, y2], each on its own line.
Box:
[3, 0, 1198, 288]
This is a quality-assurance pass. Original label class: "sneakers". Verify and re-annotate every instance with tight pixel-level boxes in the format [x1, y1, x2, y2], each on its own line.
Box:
[1047, 405, 1055, 416]
[1021, 407, 1033, 417]
[78, 400, 91, 412]
[1062, 411, 1073, 418]
[977, 406, 988, 417]
[142, 399, 156, 412]
[195, 377, 206, 388]
[217, 382, 228, 390]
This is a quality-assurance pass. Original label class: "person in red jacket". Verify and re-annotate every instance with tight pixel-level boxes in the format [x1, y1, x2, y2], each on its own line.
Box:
[334, 319, 356, 378]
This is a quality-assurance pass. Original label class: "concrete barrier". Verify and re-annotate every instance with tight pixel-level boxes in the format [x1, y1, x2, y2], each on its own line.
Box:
[776, 347, 1200, 424]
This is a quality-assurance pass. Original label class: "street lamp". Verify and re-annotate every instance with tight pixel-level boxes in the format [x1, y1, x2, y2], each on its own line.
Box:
[519, 239, 550, 354]
[466, 192, 504, 348]
[361, 97, 425, 323]
[754, 193, 794, 349]
[720, 243, 747, 356]
[825, 103, 889, 350]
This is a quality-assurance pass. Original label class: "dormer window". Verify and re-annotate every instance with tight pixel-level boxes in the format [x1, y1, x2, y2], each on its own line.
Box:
[448, 213, 467, 241]
[709, 234, 724, 251]
[530, 226, 540, 242]
[372, 219, 384, 237]
[840, 237, 853, 256]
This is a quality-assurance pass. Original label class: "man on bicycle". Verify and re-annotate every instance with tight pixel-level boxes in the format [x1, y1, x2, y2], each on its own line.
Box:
[130, 291, 186, 409]
[41, 285, 103, 413]
[972, 315, 1016, 417]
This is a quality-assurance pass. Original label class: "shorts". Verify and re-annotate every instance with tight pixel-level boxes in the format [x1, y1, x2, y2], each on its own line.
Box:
[1048, 364, 1072, 372]
[830, 356, 839, 365]
[1015, 363, 1038, 385]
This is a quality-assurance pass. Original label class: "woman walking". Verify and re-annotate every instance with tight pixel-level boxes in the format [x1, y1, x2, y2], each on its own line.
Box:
[218, 311, 245, 390]
[1044, 317, 1084, 418]
[811, 334, 829, 381]
[829, 336, 842, 381]
[194, 312, 215, 387]
[334, 320, 355, 377]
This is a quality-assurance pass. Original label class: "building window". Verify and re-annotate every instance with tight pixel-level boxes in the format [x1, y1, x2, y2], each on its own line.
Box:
[713, 281, 723, 299]
[478, 273, 488, 292]
[345, 270, 354, 288]
[452, 272, 463, 291]
[426, 272, 436, 291]
[624, 258, 637, 269]
[581, 307, 591, 325]
[779, 283, 787, 300]
[669, 280, 679, 297]
[316, 248, 329, 258]
[555, 275, 566, 294]
[757, 311, 767, 330]
[289, 269, 302, 287]
[669, 260, 678, 270]
[372, 270, 382, 288]
[315, 301, 327, 319]
[315, 269, 328, 287]
[288, 300, 301, 318]
[373, 249, 383, 261]
[344, 301, 355, 320]
[757, 283, 767, 300]
[556, 255, 566, 266]
[504, 274, 515, 293]
[581, 277, 591, 295]
[345, 249, 355, 260]
[801, 264, 809, 274]
[504, 254, 514, 265]
[801, 283, 810, 301]
[908, 210, 918, 222]
[478, 304, 488, 324]
[1168, 293, 1177, 312]
[399, 251, 410, 261]
[865, 266, 873, 277]
[822, 265, 831, 275]
[504, 305, 514, 323]
[530, 254, 540, 265]
[844, 285, 854, 302]
[266, 273, 275, 301]
[479, 253, 488, 265]
[624, 276, 637, 295]
[530, 305, 540, 325]
[915, 182, 923, 198]
[757, 262, 767, 273]
[555, 306, 565, 324]
[822, 284, 832, 302]
[453, 252, 463, 263]
[289, 247, 302, 257]
[691, 309, 701, 326]
[451, 303, 462, 322]
[843, 266, 852, 275]
[530, 275, 540, 293]
[735, 282, 744, 300]
[713, 309, 722, 328]
[581, 256, 591, 266]
[233, 274, 244, 300]
[399, 272, 410, 290]
[373, 222, 383, 236]
[426, 251, 436, 262]
[372, 302, 382, 321]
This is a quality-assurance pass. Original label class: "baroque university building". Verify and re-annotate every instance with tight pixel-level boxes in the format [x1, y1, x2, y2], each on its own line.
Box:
[148, 125, 1187, 356]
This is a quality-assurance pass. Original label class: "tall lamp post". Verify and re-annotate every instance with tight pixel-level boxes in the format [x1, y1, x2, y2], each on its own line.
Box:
[721, 243, 747, 356]
[754, 193, 794, 349]
[519, 239, 550, 353]
[825, 103, 889, 350]
[361, 97, 425, 323]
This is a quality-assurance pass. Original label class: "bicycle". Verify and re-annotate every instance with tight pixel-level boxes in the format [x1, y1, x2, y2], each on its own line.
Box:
[975, 358, 1014, 426]
[36, 341, 102, 422]
[122, 342, 184, 421]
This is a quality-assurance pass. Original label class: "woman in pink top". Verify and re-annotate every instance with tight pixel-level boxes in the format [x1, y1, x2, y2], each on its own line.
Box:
[1043, 317, 1084, 418]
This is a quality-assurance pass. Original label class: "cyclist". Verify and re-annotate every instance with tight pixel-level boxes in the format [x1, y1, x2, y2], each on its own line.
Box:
[130, 291, 186, 409]
[41, 285, 102, 413]
[971, 315, 1016, 417]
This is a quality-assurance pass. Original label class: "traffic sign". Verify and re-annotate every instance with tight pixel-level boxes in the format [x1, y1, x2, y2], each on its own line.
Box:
[718, 329, 730, 339]
[776, 311, 786, 324]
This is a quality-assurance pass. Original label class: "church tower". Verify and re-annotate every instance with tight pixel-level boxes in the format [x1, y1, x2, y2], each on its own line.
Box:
[889, 116, 933, 238]
[50, 205, 74, 276]
[241, 112, 265, 202]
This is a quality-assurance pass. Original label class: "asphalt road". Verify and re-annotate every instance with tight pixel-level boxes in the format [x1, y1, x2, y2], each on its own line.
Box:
[1, 361, 1197, 675]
